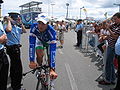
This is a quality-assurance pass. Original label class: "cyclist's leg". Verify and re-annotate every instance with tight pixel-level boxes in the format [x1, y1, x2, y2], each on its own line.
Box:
[36, 48, 44, 66]
[59, 33, 64, 48]
[35, 39, 44, 66]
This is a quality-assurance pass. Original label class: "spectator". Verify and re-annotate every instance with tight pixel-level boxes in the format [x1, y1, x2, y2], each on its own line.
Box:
[54, 21, 59, 40]
[57, 20, 66, 48]
[111, 36, 120, 90]
[98, 12, 120, 85]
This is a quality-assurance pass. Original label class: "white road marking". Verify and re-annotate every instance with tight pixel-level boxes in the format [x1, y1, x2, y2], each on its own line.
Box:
[65, 63, 78, 90]
[7, 83, 11, 89]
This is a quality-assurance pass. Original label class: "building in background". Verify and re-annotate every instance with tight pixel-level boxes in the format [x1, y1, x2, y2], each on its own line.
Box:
[0, 0, 3, 20]
[19, 1, 42, 28]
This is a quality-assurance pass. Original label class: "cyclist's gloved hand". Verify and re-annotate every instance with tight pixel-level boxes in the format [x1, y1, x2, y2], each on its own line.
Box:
[50, 69, 58, 79]
[29, 61, 38, 69]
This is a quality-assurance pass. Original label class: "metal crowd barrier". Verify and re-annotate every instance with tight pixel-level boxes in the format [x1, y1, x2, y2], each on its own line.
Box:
[81, 25, 105, 80]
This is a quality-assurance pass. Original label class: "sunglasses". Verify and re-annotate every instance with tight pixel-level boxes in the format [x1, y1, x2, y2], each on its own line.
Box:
[38, 21, 45, 25]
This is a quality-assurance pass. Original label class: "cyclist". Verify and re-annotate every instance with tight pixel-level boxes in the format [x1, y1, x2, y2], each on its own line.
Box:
[29, 15, 58, 79]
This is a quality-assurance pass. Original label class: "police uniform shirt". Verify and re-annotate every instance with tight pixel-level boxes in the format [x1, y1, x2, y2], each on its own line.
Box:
[115, 36, 120, 55]
[75, 23, 83, 32]
[4, 24, 23, 45]
[0, 22, 6, 49]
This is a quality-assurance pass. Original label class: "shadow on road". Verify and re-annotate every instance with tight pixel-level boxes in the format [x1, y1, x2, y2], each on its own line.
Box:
[73, 46, 116, 90]
[97, 84, 115, 90]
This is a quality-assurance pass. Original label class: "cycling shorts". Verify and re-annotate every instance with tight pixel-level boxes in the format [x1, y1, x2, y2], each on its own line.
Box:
[35, 38, 50, 60]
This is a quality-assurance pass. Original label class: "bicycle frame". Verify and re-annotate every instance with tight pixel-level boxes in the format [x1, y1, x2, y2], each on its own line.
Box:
[36, 46, 52, 90]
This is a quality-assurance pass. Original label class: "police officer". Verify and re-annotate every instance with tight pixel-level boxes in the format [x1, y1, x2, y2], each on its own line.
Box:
[75, 19, 84, 47]
[3, 12, 26, 90]
[0, 21, 9, 90]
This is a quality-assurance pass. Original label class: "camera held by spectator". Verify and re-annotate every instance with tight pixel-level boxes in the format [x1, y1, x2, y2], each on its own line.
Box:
[7, 12, 22, 26]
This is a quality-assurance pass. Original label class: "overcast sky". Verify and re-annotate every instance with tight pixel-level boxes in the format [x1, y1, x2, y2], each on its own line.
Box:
[1, 0, 120, 19]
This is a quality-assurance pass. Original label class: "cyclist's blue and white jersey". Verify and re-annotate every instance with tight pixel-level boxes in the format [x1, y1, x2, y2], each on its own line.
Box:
[29, 23, 56, 68]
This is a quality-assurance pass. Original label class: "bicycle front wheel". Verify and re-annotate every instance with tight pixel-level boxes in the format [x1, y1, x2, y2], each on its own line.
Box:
[36, 77, 42, 90]
[36, 75, 51, 90]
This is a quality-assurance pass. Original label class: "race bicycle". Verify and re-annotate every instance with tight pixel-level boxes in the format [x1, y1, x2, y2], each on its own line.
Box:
[23, 46, 55, 90]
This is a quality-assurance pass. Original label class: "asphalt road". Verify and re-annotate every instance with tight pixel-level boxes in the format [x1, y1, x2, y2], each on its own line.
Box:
[7, 30, 115, 90]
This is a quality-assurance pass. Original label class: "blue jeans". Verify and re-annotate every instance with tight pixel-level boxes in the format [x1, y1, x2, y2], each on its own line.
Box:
[105, 46, 116, 83]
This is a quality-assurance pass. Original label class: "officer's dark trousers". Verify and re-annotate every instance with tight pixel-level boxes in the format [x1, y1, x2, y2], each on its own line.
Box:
[0, 49, 9, 90]
[6, 46, 23, 90]
[77, 30, 82, 46]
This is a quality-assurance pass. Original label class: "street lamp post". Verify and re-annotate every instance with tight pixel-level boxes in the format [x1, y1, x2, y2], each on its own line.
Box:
[48, 0, 50, 16]
[80, 6, 84, 19]
[51, 3, 55, 18]
[114, 3, 120, 12]
[0, 0, 3, 19]
[66, 3, 69, 19]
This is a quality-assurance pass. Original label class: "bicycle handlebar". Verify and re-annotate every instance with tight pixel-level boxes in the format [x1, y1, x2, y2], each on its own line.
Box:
[22, 65, 50, 76]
